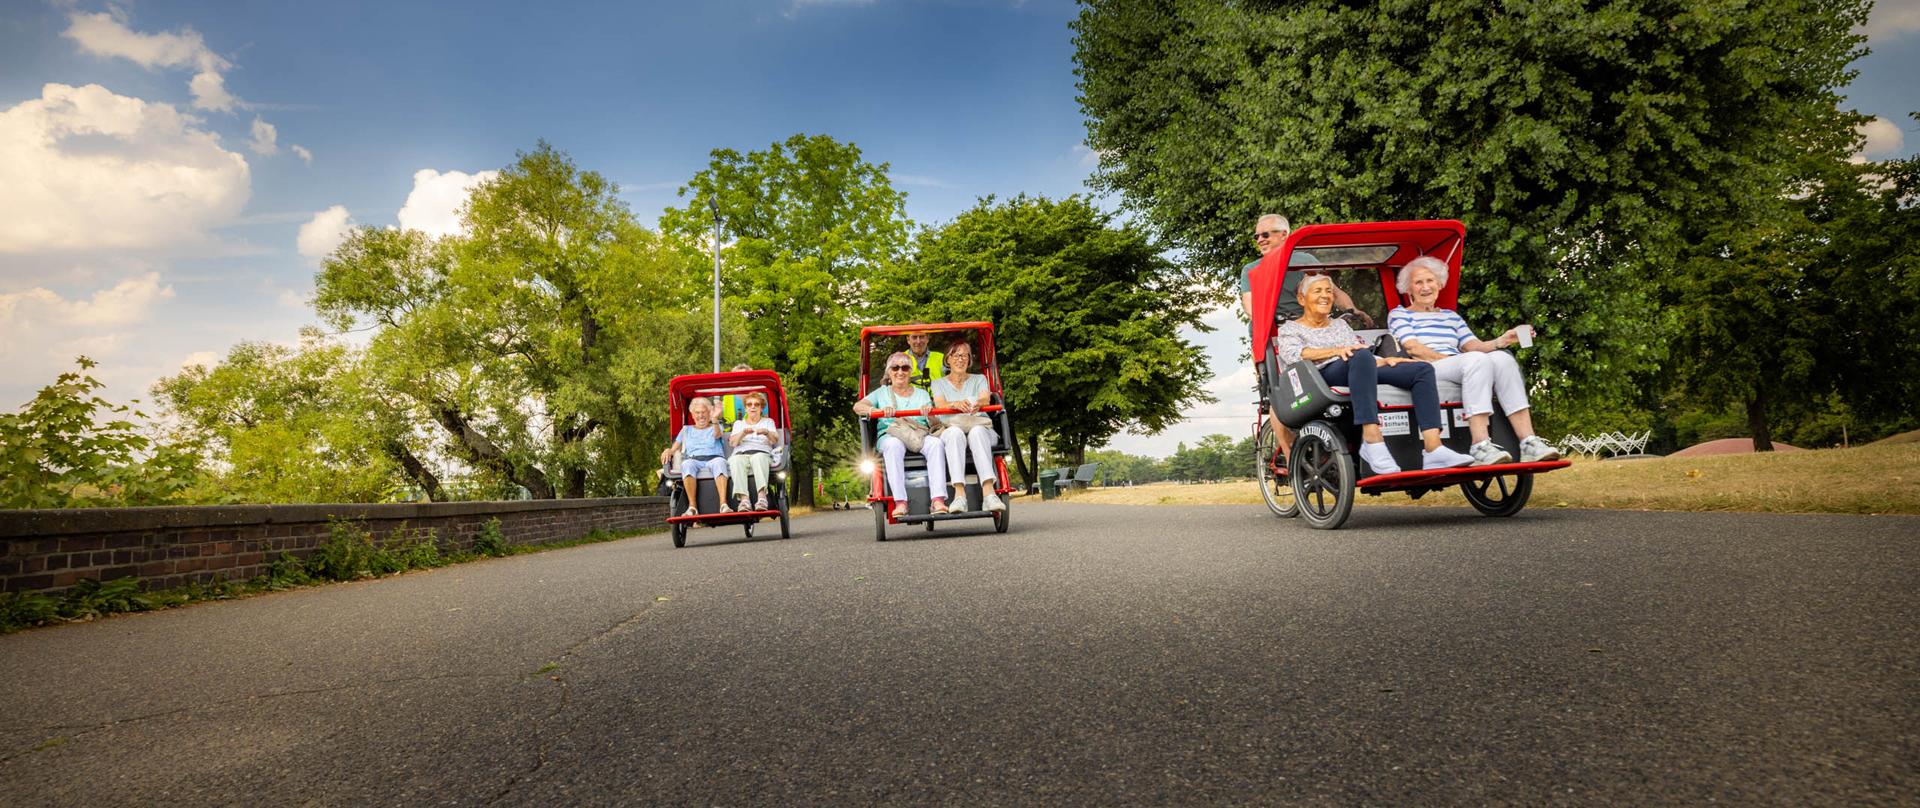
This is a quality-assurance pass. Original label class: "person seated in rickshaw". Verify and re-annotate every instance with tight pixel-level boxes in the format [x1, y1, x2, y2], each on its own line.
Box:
[1276, 273, 1474, 474]
[901, 332, 944, 391]
[931, 337, 1006, 514]
[1388, 257, 1563, 465]
[659, 396, 732, 516]
[854, 352, 950, 516]
[726, 391, 783, 511]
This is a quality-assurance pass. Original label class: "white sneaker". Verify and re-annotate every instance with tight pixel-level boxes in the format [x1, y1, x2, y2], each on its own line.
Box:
[1423, 445, 1474, 469]
[950, 492, 969, 513]
[1469, 440, 1513, 466]
[1519, 436, 1562, 463]
[1358, 441, 1402, 475]
[981, 491, 1006, 512]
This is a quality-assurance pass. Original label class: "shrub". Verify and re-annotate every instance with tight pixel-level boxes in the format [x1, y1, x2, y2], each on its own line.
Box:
[264, 553, 314, 589]
[473, 518, 509, 557]
[1, 591, 60, 633]
[58, 577, 153, 620]
[388, 526, 443, 570]
[310, 519, 380, 581]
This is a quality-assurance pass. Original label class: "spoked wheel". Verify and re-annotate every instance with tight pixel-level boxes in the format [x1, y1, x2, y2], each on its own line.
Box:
[1255, 417, 1298, 518]
[993, 495, 1010, 533]
[670, 489, 689, 548]
[1289, 421, 1356, 530]
[1461, 473, 1534, 517]
[873, 503, 889, 542]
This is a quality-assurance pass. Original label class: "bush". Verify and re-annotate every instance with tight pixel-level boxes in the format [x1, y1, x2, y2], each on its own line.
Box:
[388, 526, 443, 570]
[473, 518, 509, 557]
[264, 553, 313, 590]
[1, 591, 60, 633]
[309, 520, 381, 581]
[59, 577, 153, 620]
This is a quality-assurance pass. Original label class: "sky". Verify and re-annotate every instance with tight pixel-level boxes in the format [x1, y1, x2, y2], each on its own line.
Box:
[3, 0, 1918, 460]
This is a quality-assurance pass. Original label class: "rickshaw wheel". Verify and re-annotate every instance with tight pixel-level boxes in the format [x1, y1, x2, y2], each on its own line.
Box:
[778, 485, 791, 538]
[1461, 472, 1533, 517]
[671, 522, 687, 548]
[993, 496, 1010, 533]
[670, 488, 689, 548]
[872, 503, 889, 542]
[743, 521, 755, 538]
[1289, 421, 1355, 530]
[1255, 418, 1298, 519]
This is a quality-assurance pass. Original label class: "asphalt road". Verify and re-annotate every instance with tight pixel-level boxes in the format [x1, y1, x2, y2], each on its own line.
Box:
[3, 501, 1916, 806]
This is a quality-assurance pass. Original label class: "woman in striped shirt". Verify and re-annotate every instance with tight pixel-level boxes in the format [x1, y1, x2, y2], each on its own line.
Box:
[1387, 256, 1562, 465]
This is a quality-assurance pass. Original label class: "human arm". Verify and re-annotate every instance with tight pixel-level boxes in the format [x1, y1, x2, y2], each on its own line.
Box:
[660, 430, 682, 465]
[1462, 329, 1519, 352]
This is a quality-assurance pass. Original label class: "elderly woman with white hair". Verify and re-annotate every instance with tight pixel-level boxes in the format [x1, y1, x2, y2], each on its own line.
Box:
[1276, 273, 1473, 474]
[1387, 255, 1562, 465]
[853, 351, 950, 517]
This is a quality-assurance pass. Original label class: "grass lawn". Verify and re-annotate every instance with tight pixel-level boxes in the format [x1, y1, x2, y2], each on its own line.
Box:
[1064, 441, 1920, 516]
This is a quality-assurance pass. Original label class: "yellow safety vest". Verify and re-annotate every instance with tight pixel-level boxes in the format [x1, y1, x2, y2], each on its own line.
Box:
[720, 395, 744, 425]
[909, 350, 944, 391]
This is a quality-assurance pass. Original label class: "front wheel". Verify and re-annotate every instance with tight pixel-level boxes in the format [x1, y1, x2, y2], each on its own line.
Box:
[993, 495, 1010, 533]
[1255, 417, 1298, 518]
[778, 485, 791, 538]
[1290, 421, 1356, 530]
[1461, 473, 1533, 517]
[873, 503, 889, 542]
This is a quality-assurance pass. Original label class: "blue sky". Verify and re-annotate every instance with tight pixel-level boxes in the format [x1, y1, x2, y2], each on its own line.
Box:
[3, 0, 1917, 458]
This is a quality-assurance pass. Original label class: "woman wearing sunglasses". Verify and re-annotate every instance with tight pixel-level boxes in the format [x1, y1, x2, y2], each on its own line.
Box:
[854, 351, 950, 517]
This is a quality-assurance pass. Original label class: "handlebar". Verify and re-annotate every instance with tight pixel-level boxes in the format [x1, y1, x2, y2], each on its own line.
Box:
[856, 404, 1005, 417]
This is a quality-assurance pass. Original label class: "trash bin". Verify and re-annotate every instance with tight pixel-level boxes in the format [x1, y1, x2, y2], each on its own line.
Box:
[1039, 470, 1060, 500]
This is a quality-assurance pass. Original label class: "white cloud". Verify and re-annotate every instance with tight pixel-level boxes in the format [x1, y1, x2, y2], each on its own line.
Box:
[396, 168, 498, 238]
[297, 205, 354, 259]
[247, 117, 278, 155]
[0, 273, 175, 375]
[179, 350, 220, 370]
[1853, 116, 1906, 163]
[1860, 0, 1920, 41]
[63, 11, 238, 112]
[0, 83, 251, 254]
[291, 144, 313, 165]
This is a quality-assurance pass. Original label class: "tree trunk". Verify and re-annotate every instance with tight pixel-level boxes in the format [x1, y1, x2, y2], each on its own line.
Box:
[792, 423, 815, 508]
[1023, 431, 1042, 493]
[1747, 389, 1774, 452]
[433, 403, 556, 499]
[387, 441, 441, 502]
[1067, 444, 1086, 467]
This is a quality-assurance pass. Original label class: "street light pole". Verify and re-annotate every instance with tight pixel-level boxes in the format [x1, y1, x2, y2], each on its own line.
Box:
[709, 197, 722, 373]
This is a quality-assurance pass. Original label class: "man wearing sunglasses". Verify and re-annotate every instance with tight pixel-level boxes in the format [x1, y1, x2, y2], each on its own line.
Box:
[1239, 213, 1346, 321]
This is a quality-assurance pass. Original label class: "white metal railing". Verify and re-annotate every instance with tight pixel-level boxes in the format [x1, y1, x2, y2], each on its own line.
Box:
[1559, 430, 1652, 457]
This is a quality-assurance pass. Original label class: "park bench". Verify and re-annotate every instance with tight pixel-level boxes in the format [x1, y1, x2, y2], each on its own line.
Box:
[1065, 462, 1100, 489]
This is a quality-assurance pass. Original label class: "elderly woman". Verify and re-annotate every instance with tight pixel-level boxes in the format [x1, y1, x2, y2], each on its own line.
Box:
[853, 352, 950, 517]
[931, 338, 1005, 514]
[659, 396, 731, 516]
[726, 391, 782, 511]
[1387, 256, 1562, 465]
[1276, 273, 1473, 474]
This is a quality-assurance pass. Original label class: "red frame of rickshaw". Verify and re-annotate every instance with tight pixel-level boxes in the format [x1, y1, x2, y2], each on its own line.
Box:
[1249, 219, 1466, 365]
[663, 370, 791, 524]
[856, 322, 1013, 518]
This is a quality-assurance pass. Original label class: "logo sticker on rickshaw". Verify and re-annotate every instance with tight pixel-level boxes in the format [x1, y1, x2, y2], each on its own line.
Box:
[1286, 367, 1303, 393]
[1453, 410, 1471, 428]
[1380, 412, 1410, 436]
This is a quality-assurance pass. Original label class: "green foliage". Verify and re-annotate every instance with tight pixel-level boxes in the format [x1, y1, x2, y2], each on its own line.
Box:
[1073, 0, 1870, 418]
[316, 142, 732, 501]
[661, 134, 914, 505]
[58, 577, 154, 620]
[869, 194, 1214, 478]
[309, 520, 382, 581]
[1164, 434, 1253, 483]
[1083, 448, 1168, 485]
[0, 591, 60, 633]
[473, 517, 509, 557]
[1, 357, 202, 509]
[264, 553, 315, 590]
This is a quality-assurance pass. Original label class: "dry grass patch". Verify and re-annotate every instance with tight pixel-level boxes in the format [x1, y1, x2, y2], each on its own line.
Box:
[1065, 442, 1920, 516]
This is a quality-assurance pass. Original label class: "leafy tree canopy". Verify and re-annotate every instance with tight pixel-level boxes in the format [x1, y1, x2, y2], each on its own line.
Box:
[1, 357, 199, 509]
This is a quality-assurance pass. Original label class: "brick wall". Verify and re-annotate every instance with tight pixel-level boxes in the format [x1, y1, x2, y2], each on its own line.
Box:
[0, 497, 668, 595]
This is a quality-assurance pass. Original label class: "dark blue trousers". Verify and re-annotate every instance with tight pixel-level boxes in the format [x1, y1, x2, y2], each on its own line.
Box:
[1320, 350, 1441, 432]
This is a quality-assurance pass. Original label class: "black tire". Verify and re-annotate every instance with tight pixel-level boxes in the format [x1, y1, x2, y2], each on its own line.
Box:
[670, 488, 689, 548]
[873, 503, 889, 542]
[1290, 420, 1356, 530]
[744, 521, 755, 538]
[778, 486, 791, 539]
[993, 495, 1010, 533]
[1255, 417, 1298, 518]
[1461, 473, 1534, 517]
[671, 522, 687, 548]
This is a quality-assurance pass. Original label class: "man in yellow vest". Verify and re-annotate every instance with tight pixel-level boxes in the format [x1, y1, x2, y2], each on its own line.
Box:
[718, 364, 752, 427]
[903, 332, 943, 392]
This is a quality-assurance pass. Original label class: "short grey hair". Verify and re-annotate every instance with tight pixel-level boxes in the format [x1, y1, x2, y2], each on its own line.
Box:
[689, 396, 713, 412]
[1297, 272, 1337, 296]
[1256, 213, 1290, 232]
[1397, 256, 1450, 295]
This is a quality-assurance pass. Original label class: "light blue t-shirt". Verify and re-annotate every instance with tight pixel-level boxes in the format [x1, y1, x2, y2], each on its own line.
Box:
[1387, 306, 1478, 356]
[863, 385, 933, 434]
[930, 373, 989, 427]
[676, 423, 727, 460]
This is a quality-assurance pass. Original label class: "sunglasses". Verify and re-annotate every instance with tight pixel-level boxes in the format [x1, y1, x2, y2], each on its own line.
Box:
[1255, 229, 1286, 240]
[888, 364, 912, 371]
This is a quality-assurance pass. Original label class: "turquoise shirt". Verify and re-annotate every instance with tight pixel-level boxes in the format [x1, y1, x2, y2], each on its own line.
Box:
[863, 385, 933, 434]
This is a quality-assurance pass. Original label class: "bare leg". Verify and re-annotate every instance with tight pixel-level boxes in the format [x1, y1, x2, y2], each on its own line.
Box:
[1469, 413, 1491, 445]
[681, 476, 698, 515]
[715, 474, 730, 506]
[1507, 408, 1536, 441]
[1421, 428, 1443, 452]
[1361, 423, 1385, 444]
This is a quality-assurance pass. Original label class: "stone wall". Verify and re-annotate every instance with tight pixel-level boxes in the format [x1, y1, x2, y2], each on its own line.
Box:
[0, 497, 669, 595]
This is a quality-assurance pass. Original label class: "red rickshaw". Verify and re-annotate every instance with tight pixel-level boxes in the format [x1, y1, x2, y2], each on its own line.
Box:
[856, 322, 1014, 541]
[1249, 220, 1572, 529]
[660, 370, 793, 548]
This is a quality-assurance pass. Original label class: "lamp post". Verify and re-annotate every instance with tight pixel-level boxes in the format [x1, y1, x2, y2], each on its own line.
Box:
[709, 197, 722, 373]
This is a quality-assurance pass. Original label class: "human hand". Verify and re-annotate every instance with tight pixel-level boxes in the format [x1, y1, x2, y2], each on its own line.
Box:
[883, 407, 896, 419]
[1331, 344, 1357, 361]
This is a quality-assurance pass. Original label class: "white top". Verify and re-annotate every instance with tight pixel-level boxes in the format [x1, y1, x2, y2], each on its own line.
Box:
[1387, 306, 1477, 356]
[930, 373, 989, 426]
[730, 416, 780, 454]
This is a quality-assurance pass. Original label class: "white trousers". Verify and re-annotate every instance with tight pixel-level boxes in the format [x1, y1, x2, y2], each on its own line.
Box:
[939, 425, 999, 487]
[877, 434, 947, 502]
[1430, 351, 1530, 417]
[727, 451, 771, 494]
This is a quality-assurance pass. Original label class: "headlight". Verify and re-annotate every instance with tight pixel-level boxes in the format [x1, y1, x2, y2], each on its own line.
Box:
[776, 470, 787, 480]
[858, 459, 876, 475]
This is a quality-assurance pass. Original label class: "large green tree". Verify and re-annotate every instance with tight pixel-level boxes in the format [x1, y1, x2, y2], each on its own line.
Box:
[870, 194, 1214, 480]
[1074, 0, 1869, 418]
[660, 134, 913, 505]
[317, 142, 734, 499]
[1, 358, 200, 509]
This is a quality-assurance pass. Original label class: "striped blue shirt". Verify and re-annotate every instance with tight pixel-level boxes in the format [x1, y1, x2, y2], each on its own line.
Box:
[1387, 306, 1477, 356]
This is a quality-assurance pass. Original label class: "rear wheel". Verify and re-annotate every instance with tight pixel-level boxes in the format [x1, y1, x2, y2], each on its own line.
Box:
[670, 488, 689, 548]
[743, 521, 755, 538]
[993, 495, 1010, 533]
[1255, 417, 1298, 518]
[778, 484, 791, 538]
[1290, 421, 1355, 530]
[1461, 473, 1533, 517]
[873, 503, 889, 542]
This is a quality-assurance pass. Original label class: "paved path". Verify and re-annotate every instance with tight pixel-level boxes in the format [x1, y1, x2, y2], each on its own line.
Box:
[3, 502, 1915, 805]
